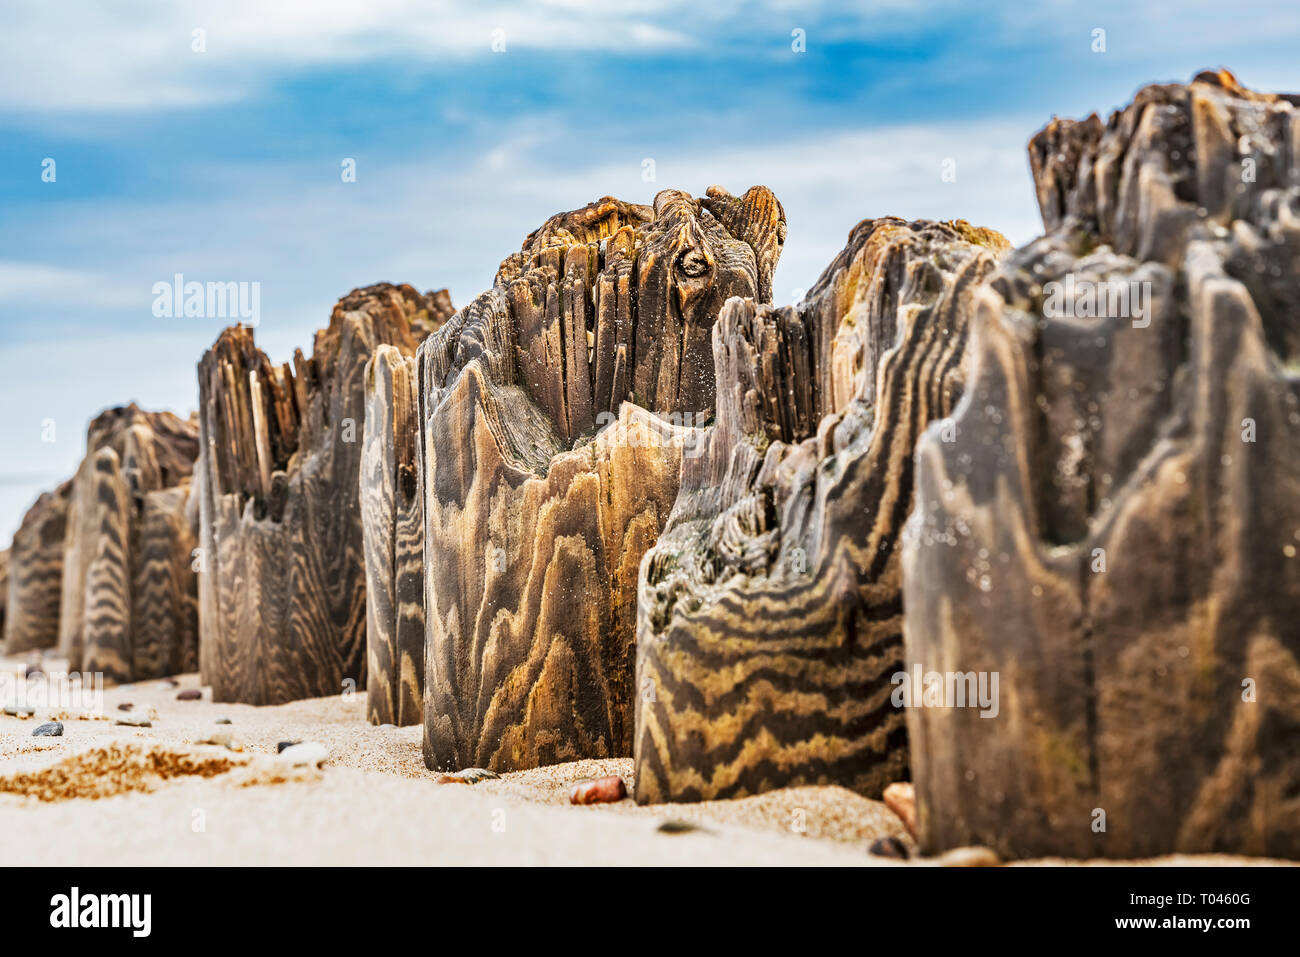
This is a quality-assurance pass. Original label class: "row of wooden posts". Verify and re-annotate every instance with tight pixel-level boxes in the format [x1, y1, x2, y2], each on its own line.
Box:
[3, 71, 1298, 859]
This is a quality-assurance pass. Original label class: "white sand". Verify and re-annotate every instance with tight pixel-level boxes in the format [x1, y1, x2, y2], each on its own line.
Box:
[0, 655, 1290, 866]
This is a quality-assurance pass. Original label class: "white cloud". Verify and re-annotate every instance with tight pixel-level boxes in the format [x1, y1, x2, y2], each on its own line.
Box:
[0, 262, 144, 310]
[4, 0, 1296, 113]
[0, 0, 699, 112]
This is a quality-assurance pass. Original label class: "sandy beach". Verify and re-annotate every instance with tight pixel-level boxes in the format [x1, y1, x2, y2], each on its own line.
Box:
[0, 654, 1286, 867]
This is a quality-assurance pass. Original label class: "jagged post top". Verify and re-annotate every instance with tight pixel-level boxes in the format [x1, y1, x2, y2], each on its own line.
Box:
[197, 282, 452, 506]
[499, 186, 786, 299]
[653, 214, 1008, 585]
[80, 404, 200, 493]
[422, 184, 786, 450]
[1029, 68, 1300, 264]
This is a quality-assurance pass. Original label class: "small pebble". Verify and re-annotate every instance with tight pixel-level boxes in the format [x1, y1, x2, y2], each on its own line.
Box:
[115, 712, 152, 728]
[571, 775, 628, 805]
[32, 721, 64, 737]
[176, 689, 202, 701]
[657, 819, 706, 835]
[882, 781, 918, 839]
[3, 706, 35, 718]
[117, 703, 134, 712]
[440, 767, 499, 784]
[937, 846, 1000, 867]
[214, 717, 232, 725]
[276, 740, 302, 753]
[868, 836, 910, 860]
[196, 731, 242, 751]
[278, 741, 328, 767]
[436, 774, 471, 785]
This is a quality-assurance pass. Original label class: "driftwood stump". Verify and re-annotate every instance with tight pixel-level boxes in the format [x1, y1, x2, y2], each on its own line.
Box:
[132, 483, 200, 678]
[56, 406, 199, 682]
[634, 218, 1007, 803]
[3, 483, 70, 654]
[362, 347, 430, 725]
[419, 186, 786, 772]
[363, 291, 456, 725]
[196, 283, 448, 704]
[903, 70, 1300, 859]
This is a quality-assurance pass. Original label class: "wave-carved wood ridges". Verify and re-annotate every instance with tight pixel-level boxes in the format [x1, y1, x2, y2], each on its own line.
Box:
[903, 70, 1300, 859]
[197, 283, 450, 704]
[418, 186, 786, 772]
[634, 217, 1008, 803]
[362, 345, 432, 725]
[57, 405, 200, 682]
[3, 483, 70, 654]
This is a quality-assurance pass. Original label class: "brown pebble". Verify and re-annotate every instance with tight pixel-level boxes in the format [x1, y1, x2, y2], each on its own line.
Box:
[176, 689, 202, 701]
[868, 835, 910, 860]
[117, 703, 134, 711]
[570, 775, 628, 805]
[882, 782, 917, 839]
[436, 774, 471, 785]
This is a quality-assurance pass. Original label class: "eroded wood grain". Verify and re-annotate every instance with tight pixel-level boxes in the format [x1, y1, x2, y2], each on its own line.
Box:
[362, 345, 425, 725]
[419, 186, 786, 772]
[197, 283, 451, 704]
[903, 70, 1300, 859]
[634, 218, 1007, 804]
[3, 483, 70, 654]
[57, 405, 199, 681]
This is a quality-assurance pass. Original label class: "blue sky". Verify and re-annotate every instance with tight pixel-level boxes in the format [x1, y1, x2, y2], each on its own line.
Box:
[2, 0, 1299, 544]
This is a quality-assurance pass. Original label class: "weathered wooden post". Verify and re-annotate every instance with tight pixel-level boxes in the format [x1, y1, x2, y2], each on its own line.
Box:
[4, 483, 70, 655]
[634, 217, 1007, 803]
[903, 70, 1300, 859]
[195, 283, 450, 704]
[58, 406, 200, 681]
[362, 345, 427, 725]
[418, 187, 787, 772]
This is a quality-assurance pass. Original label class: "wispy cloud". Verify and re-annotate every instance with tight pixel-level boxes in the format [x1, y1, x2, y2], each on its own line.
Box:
[0, 261, 141, 310]
[5, 1, 1297, 114]
[0, 0, 703, 112]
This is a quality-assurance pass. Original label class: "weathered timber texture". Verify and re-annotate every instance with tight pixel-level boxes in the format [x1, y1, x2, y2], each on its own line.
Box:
[133, 483, 200, 678]
[903, 70, 1300, 859]
[3, 483, 70, 654]
[362, 345, 426, 725]
[198, 283, 451, 705]
[634, 218, 1007, 803]
[57, 405, 200, 681]
[420, 186, 785, 772]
